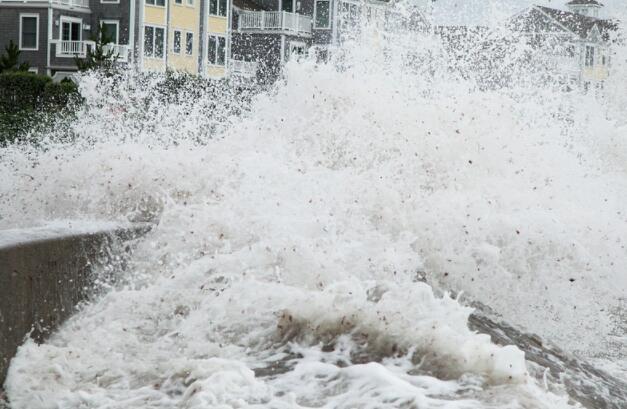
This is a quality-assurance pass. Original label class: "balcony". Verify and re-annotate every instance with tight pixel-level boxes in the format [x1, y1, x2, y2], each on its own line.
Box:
[103, 44, 130, 62]
[238, 11, 312, 36]
[230, 59, 259, 78]
[53, 40, 95, 58]
[0, 0, 89, 8]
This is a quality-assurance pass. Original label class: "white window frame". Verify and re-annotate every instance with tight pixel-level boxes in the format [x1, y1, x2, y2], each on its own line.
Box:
[208, 0, 227, 17]
[172, 29, 182, 54]
[144, 24, 166, 59]
[186, 0, 194, 7]
[314, 0, 331, 29]
[145, 0, 166, 8]
[174, 0, 182, 5]
[100, 19, 119, 44]
[101, 0, 120, 4]
[206, 34, 226, 66]
[19, 13, 39, 51]
[28, 67, 39, 74]
[59, 16, 83, 42]
[185, 31, 194, 56]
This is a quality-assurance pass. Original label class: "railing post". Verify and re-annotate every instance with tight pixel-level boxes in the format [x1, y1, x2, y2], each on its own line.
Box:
[282, 11, 285, 31]
[296, 13, 299, 33]
[261, 10, 265, 29]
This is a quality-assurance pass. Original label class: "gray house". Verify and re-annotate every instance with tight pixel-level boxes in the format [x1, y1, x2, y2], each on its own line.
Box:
[230, 0, 427, 81]
[0, 0, 135, 78]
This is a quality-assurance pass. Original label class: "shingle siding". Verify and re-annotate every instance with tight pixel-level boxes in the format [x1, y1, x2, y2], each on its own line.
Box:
[0, 7, 49, 72]
[49, 9, 92, 70]
[89, 0, 132, 44]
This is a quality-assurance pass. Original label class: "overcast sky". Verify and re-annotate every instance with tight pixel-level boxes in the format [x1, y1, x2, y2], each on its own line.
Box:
[429, 0, 626, 26]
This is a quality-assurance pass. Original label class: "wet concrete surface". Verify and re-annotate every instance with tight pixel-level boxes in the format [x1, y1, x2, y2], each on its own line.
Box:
[468, 307, 627, 409]
[0, 223, 150, 392]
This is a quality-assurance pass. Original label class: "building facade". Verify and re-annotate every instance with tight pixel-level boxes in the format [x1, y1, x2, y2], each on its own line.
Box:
[0, 0, 231, 78]
[508, 0, 617, 89]
[229, 0, 427, 80]
[0, 0, 129, 78]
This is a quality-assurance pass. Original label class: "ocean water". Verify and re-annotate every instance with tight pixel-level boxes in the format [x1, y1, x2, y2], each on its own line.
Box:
[1, 16, 626, 408]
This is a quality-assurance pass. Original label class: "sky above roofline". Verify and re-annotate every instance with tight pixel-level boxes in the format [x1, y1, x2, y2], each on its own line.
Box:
[428, 0, 626, 26]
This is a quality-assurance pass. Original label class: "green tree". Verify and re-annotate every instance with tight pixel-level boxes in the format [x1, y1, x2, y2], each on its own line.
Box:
[75, 24, 119, 73]
[0, 40, 30, 73]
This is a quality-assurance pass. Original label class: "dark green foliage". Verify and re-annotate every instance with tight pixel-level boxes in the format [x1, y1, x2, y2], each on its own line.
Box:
[76, 24, 119, 73]
[0, 71, 80, 145]
[0, 40, 30, 73]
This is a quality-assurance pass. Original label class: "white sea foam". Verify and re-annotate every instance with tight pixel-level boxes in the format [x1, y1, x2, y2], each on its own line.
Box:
[1, 15, 626, 408]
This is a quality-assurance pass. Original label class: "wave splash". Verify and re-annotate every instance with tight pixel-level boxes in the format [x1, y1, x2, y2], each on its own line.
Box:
[2, 12, 627, 408]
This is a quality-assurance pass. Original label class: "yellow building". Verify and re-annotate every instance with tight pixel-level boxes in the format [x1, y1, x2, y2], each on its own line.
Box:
[168, 0, 201, 73]
[203, 0, 229, 78]
[138, 0, 230, 76]
[141, 0, 168, 72]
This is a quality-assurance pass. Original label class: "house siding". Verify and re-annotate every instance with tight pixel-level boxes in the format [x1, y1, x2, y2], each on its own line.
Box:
[168, 0, 201, 72]
[231, 32, 281, 79]
[89, 0, 132, 45]
[49, 9, 93, 71]
[0, 7, 49, 72]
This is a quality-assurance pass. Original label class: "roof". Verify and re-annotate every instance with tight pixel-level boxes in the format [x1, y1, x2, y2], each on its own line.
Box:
[566, 0, 603, 6]
[508, 6, 617, 40]
[537, 6, 616, 38]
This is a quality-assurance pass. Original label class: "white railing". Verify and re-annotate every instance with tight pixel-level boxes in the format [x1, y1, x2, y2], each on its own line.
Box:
[53, 40, 94, 58]
[238, 11, 312, 35]
[103, 44, 130, 62]
[230, 59, 258, 77]
[0, 0, 89, 7]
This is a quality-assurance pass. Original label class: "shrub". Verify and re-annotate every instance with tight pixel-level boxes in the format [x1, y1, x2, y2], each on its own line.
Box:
[0, 71, 80, 144]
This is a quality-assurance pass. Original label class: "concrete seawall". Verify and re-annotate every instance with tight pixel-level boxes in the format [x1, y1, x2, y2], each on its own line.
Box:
[0, 223, 149, 391]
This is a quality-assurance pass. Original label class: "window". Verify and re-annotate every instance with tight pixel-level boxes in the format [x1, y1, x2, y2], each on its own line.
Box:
[173, 30, 181, 53]
[174, 30, 182, 54]
[185, 32, 193, 55]
[187, 0, 193, 5]
[288, 41, 306, 61]
[61, 18, 82, 42]
[101, 0, 120, 4]
[101, 20, 119, 44]
[28, 67, 38, 74]
[207, 35, 226, 65]
[209, 0, 227, 16]
[175, 0, 182, 4]
[146, 0, 166, 7]
[20, 14, 39, 50]
[144, 25, 165, 58]
[585, 45, 595, 67]
[314, 0, 330, 29]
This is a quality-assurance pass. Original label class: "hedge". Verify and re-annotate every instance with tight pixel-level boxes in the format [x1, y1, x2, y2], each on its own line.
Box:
[0, 71, 79, 144]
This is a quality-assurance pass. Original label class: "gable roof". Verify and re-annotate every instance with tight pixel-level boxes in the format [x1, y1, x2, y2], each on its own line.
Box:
[508, 5, 617, 41]
[536, 6, 617, 39]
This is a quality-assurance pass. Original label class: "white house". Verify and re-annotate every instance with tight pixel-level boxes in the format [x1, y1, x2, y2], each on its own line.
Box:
[508, 0, 618, 90]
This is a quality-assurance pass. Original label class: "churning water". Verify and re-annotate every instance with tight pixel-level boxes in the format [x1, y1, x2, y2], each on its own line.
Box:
[1, 10, 626, 408]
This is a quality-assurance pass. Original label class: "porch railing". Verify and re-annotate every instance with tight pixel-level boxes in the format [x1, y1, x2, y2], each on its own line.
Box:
[103, 44, 130, 62]
[238, 11, 312, 35]
[230, 59, 259, 78]
[53, 40, 94, 58]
